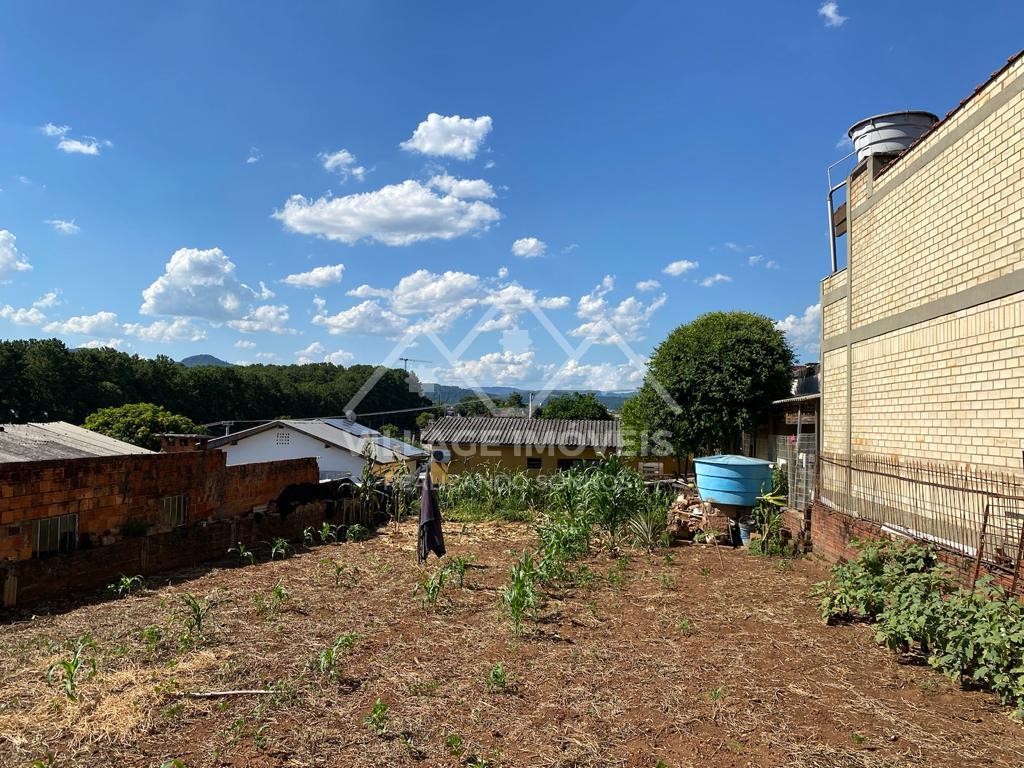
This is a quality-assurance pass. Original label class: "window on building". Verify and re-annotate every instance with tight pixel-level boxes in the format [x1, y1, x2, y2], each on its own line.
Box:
[275, 430, 291, 445]
[557, 458, 582, 472]
[526, 457, 543, 470]
[160, 494, 189, 528]
[33, 513, 78, 558]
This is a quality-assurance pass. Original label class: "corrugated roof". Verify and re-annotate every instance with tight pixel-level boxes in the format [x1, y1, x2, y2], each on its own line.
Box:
[207, 418, 427, 463]
[0, 421, 154, 463]
[420, 417, 622, 449]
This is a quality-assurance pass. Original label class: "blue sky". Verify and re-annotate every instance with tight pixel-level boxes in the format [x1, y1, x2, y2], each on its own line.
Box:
[2, 2, 1022, 392]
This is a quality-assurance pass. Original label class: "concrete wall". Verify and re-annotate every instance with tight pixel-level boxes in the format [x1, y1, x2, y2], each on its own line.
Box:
[0, 452, 318, 562]
[216, 426, 366, 479]
[821, 54, 1024, 473]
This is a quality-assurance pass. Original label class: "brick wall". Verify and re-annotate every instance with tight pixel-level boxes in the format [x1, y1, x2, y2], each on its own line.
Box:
[821, 54, 1024, 475]
[4, 497, 369, 607]
[0, 452, 318, 561]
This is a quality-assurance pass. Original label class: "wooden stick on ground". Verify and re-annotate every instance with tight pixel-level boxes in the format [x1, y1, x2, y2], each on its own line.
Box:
[181, 690, 277, 698]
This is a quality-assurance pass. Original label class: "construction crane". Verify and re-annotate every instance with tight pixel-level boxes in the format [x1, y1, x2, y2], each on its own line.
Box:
[398, 357, 432, 370]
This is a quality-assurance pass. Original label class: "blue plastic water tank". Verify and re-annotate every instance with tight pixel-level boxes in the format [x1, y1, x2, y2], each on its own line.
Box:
[693, 454, 774, 507]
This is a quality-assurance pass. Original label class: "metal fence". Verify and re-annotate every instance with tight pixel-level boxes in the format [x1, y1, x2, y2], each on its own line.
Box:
[818, 453, 1024, 586]
[775, 434, 817, 510]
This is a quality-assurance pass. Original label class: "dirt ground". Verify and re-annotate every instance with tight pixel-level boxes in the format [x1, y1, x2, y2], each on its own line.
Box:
[1, 521, 1021, 768]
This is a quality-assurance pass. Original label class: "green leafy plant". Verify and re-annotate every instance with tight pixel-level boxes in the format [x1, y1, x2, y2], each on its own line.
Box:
[363, 697, 389, 736]
[485, 662, 508, 691]
[107, 574, 143, 598]
[444, 733, 466, 756]
[316, 632, 359, 680]
[676, 617, 695, 635]
[447, 554, 474, 587]
[47, 635, 97, 701]
[414, 565, 449, 608]
[268, 537, 291, 560]
[347, 524, 371, 542]
[141, 625, 162, 652]
[176, 593, 211, 647]
[254, 580, 290, 618]
[501, 550, 539, 635]
[230, 542, 255, 565]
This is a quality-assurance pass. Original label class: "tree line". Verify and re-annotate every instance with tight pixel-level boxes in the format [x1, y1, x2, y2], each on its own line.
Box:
[0, 338, 432, 430]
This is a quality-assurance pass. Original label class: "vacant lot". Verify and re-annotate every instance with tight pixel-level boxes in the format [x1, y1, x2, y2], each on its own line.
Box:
[1, 521, 1020, 768]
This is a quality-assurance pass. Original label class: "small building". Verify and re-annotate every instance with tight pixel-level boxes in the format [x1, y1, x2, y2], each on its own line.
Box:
[207, 418, 426, 481]
[420, 416, 681, 480]
[0, 421, 153, 463]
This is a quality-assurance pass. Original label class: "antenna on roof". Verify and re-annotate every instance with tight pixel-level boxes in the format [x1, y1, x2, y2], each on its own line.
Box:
[345, 410, 357, 421]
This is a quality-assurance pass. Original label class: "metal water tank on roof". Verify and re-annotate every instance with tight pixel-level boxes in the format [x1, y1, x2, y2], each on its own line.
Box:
[847, 111, 939, 162]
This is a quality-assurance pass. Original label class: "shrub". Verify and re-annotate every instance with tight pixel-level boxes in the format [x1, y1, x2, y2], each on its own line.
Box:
[816, 539, 1024, 716]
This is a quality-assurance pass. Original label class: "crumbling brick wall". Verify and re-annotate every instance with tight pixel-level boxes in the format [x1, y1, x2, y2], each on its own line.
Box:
[0, 453, 318, 561]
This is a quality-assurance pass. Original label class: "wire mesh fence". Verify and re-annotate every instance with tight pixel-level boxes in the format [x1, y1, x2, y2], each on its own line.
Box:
[775, 434, 817, 510]
[818, 452, 1024, 589]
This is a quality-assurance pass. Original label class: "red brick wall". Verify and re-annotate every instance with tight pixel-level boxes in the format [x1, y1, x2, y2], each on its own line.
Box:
[0, 453, 318, 561]
[809, 501, 1018, 593]
[4, 498, 369, 607]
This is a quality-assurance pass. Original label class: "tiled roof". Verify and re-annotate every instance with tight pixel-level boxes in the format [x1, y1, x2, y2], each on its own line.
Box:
[0, 421, 154, 463]
[420, 417, 621, 449]
[878, 49, 1024, 178]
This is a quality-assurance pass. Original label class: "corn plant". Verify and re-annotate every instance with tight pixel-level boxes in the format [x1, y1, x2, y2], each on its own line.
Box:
[268, 537, 291, 560]
[414, 565, 448, 608]
[141, 625, 162, 652]
[47, 635, 97, 701]
[319, 522, 340, 543]
[485, 662, 508, 691]
[107, 574, 144, 598]
[446, 554, 474, 587]
[254, 580, 290, 618]
[316, 632, 359, 680]
[363, 698, 389, 736]
[177, 593, 211, 646]
[501, 550, 538, 635]
[230, 542, 255, 565]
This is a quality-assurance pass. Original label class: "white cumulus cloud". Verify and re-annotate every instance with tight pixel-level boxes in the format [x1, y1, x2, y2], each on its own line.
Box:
[234, 339, 257, 349]
[0, 305, 46, 326]
[78, 338, 125, 349]
[428, 174, 495, 200]
[400, 113, 492, 160]
[313, 299, 408, 338]
[0, 230, 32, 279]
[511, 237, 546, 258]
[140, 247, 258, 319]
[320, 149, 366, 182]
[282, 264, 345, 289]
[46, 218, 80, 235]
[295, 341, 355, 365]
[227, 304, 295, 334]
[346, 284, 392, 299]
[776, 303, 821, 359]
[570, 276, 666, 345]
[42, 123, 114, 156]
[818, 1, 848, 27]
[44, 311, 119, 335]
[123, 317, 207, 343]
[274, 180, 501, 246]
[635, 279, 660, 292]
[699, 273, 732, 287]
[663, 259, 698, 277]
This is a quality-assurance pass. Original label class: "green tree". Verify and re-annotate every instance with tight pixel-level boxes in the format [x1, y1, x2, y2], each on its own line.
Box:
[533, 392, 612, 420]
[83, 403, 203, 450]
[380, 423, 400, 438]
[416, 411, 437, 430]
[633, 311, 793, 456]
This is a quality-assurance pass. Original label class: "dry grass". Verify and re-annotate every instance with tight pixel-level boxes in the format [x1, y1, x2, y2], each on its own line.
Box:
[1, 520, 1020, 768]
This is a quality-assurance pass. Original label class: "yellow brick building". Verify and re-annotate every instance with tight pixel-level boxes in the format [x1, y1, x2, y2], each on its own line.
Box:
[420, 417, 682, 482]
[819, 52, 1024, 547]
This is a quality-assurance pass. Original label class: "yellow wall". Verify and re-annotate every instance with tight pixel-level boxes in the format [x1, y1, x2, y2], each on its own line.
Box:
[822, 55, 1024, 471]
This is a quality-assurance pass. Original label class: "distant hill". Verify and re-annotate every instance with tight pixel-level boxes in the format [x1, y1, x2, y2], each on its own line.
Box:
[180, 354, 233, 368]
[422, 383, 634, 411]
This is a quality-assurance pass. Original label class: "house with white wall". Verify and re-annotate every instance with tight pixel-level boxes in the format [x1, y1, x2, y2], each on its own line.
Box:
[207, 418, 426, 481]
